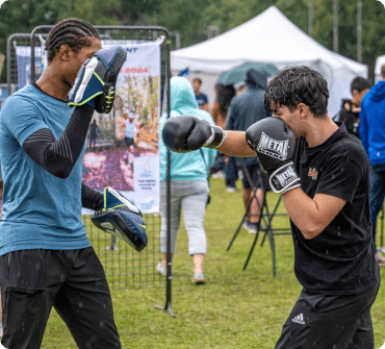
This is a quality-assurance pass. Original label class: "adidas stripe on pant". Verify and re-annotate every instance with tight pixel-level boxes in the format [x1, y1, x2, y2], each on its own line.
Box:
[274, 282, 380, 349]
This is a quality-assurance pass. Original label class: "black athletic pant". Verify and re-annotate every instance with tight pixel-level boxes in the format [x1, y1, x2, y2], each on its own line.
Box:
[0, 247, 121, 349]
[275, 281, 380, 349]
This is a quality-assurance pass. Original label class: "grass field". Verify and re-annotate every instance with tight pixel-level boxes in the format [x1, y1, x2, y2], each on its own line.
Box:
[41, 178, 385, 348]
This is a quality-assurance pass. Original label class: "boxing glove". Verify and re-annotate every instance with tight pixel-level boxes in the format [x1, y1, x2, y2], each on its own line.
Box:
[162, 115, 227, 153]
[246, 117, 301, 195]
[68, 46, 127, 114]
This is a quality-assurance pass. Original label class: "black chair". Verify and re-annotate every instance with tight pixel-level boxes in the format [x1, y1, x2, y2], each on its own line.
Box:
[226, 158, 290, 276]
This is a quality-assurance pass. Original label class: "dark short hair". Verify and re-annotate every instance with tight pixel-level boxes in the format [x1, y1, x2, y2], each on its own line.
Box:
[264, 66, 329, 118]
[350, 77, 371, 93]
[216, 84, 236, 114]
[45, 18, 100, 62]
[193, 77, 202, 85]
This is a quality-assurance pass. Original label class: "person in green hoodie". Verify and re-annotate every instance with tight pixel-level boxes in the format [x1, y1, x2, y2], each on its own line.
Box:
[158, 77, 216, 284]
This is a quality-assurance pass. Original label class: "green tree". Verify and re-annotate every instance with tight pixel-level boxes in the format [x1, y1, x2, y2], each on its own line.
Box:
[0, 0, 60, 82]
[0, 0, 121, 83]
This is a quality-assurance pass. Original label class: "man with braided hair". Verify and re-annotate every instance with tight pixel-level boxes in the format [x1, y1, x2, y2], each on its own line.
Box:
[0, 19, 124, 348]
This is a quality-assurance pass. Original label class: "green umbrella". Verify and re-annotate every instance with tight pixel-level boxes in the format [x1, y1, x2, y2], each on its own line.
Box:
[218, 62, 278, 86]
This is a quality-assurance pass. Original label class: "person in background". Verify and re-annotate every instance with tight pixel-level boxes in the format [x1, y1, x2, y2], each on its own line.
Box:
[210, 84, 237, 192]
[225, 69, 271, 233]
[210, 84, 235, 128]
[337, 77, 371, 138]
[360, 74, 385, 266]
[121, 111, 136, 165]
[192, 77, 209, 111]
[234, 81, 247, 96]
[158, 77, 216, 284]
[89, 120, 100, 150]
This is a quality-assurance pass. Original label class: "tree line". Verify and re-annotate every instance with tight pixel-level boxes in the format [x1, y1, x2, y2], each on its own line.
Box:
[1, 0, 385, 83]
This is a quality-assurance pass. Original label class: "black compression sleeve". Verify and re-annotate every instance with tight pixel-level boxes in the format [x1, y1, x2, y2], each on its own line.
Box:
[81, 183, 104, 210]
[23, 104, 94, 179]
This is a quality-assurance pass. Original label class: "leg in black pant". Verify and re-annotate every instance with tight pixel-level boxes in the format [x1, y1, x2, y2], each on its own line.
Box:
[0, 248, 121, 349]
[53, 247, 121, 349]
[274, 282, 380, 349]
[0, 250, 53, 349]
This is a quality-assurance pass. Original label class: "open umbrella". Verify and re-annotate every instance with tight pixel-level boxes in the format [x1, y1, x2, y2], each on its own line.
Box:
[218, 62, 278, 86]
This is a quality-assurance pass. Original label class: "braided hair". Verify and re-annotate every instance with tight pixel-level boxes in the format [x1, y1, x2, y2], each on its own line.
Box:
[45, 18, 100, 62]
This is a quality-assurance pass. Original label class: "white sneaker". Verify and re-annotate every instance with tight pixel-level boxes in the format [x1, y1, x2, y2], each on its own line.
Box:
[212, 171, 225, 179]
[226, 187, 236, 193]
[192, 272, 205, 285]
[102, 245, 119, 251]
[247, 223, 258, 234]
[0, 322, 3, 337]
[375, 252, 385, 266]
[156, 263, 167, 276]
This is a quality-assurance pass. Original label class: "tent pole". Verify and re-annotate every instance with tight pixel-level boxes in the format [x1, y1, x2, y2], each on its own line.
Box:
[357, 0, 362, 63]
[308, 0, 313, 37]
[333, 0, 338, 52]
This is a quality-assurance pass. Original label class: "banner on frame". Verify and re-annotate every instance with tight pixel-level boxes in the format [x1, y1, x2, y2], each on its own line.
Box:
[82, 42, 161, 214]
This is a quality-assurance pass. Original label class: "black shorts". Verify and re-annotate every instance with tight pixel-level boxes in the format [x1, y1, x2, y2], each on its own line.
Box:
[241, 164, 268, 190]
[0, 247, 121, 349]
[275, 282, 380, 349]
[124, 137, 134, 148]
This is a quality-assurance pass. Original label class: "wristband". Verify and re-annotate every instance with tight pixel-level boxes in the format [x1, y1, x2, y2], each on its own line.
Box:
[204, 126, 227, 149]
[269, 162, 301, 195]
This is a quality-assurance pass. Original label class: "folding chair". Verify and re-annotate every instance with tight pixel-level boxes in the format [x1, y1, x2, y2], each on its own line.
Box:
[226, 158, 290, 276]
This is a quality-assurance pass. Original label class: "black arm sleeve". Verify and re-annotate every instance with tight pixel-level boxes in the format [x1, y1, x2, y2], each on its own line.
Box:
[23, 104, 94, 179]
[81, 183, 104, 210]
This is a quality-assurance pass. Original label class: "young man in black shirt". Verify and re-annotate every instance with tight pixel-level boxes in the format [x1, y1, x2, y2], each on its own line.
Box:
[162, 66, 381, 348]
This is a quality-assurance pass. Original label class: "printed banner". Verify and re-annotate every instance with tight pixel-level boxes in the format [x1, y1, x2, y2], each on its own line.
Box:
[15, 46, 47, 89]
[82, 42, 161, 214]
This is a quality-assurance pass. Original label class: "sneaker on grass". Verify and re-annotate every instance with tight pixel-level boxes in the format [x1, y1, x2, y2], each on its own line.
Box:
[192, 272, 205, 285]
[226, 187, 236, 193]
[211, 171, 225, 179]
[247, 223, 258, 234]
[375, 252, 385, 267]
[156, 263, 167, 276]
[242, 219, 257, 233]
[242, 219, 252, 232]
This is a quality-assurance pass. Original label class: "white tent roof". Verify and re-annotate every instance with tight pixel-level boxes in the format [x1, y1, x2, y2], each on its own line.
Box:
[171, 6, 367, 80]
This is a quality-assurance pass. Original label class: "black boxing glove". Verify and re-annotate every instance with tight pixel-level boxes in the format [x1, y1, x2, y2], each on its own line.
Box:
[246, 117, 301, 195]
[162, 115, 227, 153]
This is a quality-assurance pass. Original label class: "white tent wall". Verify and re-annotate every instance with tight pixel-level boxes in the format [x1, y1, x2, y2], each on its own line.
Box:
[171, 6, 368, 118]
[375, 55, 385, 83]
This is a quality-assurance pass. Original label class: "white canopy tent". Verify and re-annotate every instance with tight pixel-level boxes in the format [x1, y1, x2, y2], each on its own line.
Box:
[171, 6, 368, 117]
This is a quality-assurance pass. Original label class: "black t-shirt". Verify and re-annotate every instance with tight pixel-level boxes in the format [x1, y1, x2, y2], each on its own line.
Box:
[292, 123, 380, 296]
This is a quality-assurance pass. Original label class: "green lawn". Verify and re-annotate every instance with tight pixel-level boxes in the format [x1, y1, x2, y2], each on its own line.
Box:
[42, 178, 385, 348]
